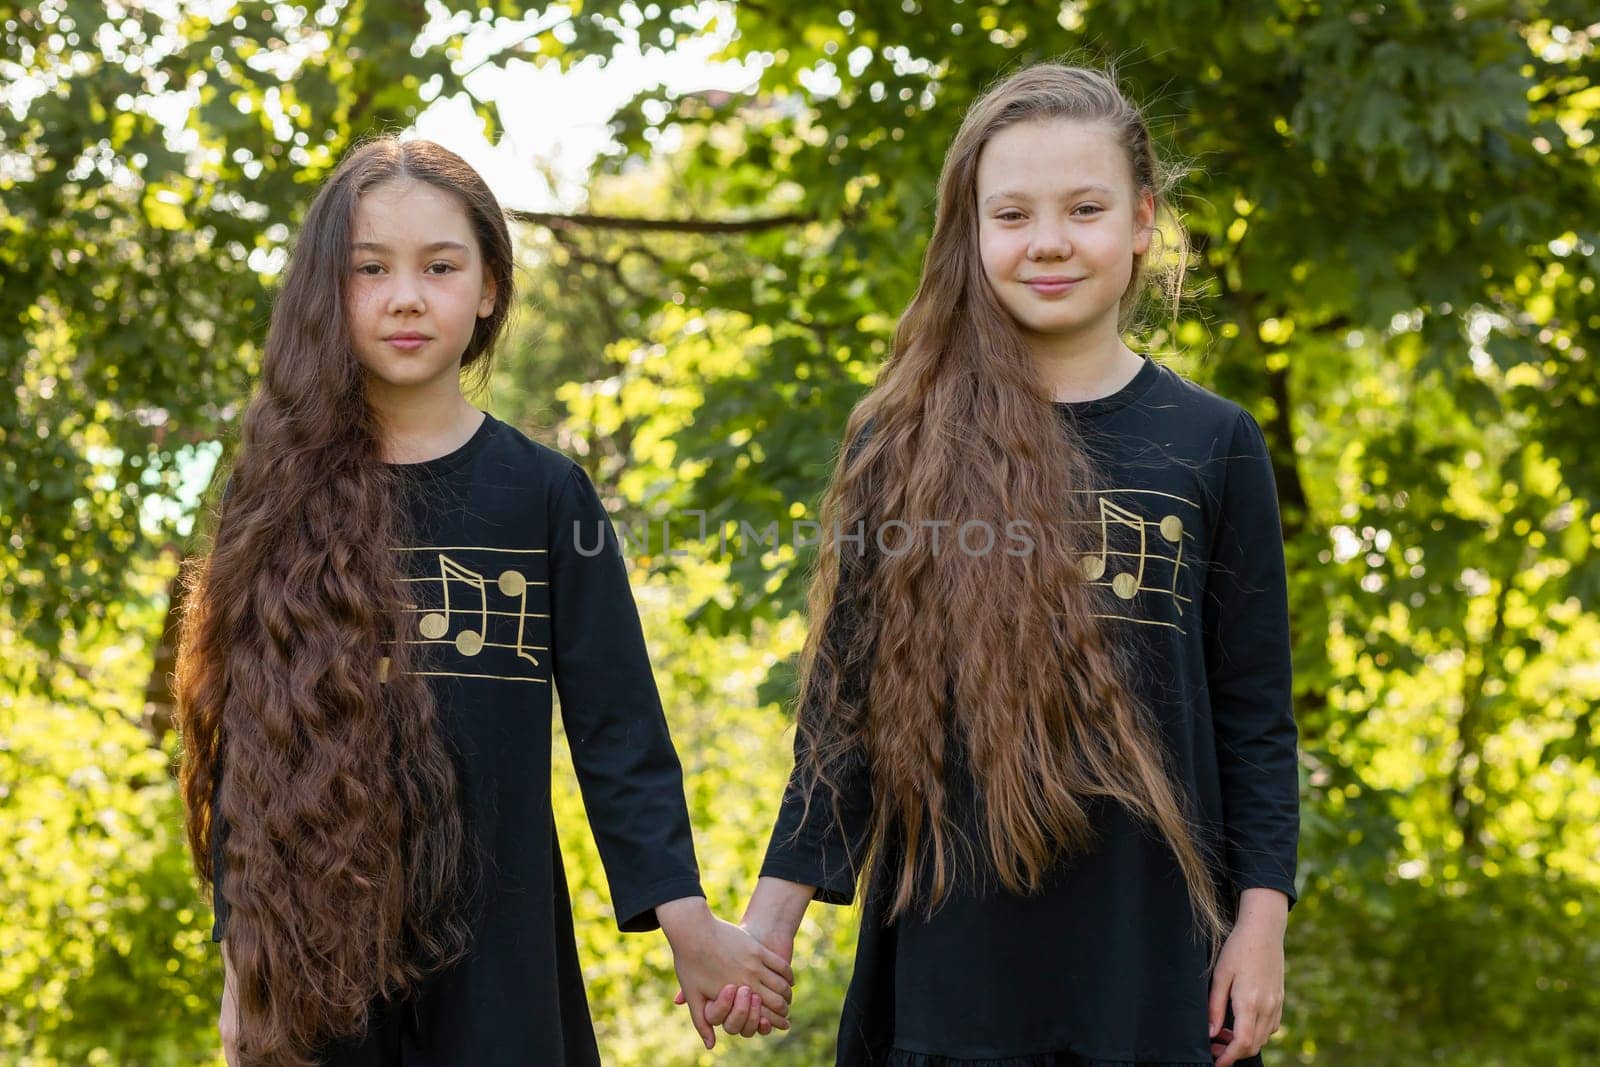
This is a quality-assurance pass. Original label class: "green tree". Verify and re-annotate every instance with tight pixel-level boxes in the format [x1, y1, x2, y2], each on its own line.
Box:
[4, 1, 1598, 1063]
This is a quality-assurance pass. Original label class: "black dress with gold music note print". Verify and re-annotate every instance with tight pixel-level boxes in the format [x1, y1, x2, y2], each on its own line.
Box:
[761, 356, 1299, 1067]
[209, 411, 704, 1066]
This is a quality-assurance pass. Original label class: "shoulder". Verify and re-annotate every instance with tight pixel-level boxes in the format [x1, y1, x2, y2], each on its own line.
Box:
[1145, 361, 1271, 457]
[1151, 361, 1252, 429]
[482, 415, 587, 490]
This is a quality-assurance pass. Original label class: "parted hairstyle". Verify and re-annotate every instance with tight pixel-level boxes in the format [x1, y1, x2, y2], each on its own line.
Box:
[792, 61, 1232, 962]
[175, 137, 515, 1066]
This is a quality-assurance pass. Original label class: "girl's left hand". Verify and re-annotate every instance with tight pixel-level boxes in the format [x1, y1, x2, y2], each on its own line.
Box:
[1207, 893, 1287, 1066]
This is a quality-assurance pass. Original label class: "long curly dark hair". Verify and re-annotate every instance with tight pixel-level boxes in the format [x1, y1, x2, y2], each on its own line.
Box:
[794, 63, 1232, 961]
[175, 137, 516, 1065]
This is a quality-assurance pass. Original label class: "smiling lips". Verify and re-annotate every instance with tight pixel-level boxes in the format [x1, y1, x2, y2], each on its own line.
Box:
[385, 332, 430, 350]
[1024, 276, 1086, 294]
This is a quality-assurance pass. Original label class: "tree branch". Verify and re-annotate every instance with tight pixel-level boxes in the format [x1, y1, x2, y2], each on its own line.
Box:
[509, 208, 811, 234]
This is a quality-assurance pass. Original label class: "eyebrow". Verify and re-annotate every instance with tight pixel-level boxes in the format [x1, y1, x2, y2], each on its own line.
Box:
[350, 240, 471, 254]
[982, 184, 1115, 205]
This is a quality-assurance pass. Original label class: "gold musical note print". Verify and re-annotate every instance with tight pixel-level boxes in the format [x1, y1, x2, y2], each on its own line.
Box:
[1080, 498, 1147, 600]
[386, 546, 550, 684]
[1070, 488, 1196, 633]
[420, 555, 489, 656]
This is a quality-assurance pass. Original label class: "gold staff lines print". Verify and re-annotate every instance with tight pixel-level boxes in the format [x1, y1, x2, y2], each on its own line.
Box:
[1067, 488, 1197, 634]
[380, 546, 550, 684]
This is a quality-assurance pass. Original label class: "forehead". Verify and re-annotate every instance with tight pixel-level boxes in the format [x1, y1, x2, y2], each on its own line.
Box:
[975, 119, 1131, 197]
[351, 177, 477, 249]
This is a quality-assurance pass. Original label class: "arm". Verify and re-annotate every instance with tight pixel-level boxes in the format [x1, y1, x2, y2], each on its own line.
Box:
[548, 465, 790, 1045]
[714, 550, 874, 1039]
[1203, 410, 1299, 1066]
[758, 531, 879, 905]
[1203, 410, 1300, 913]
[548, 463, 705, 931]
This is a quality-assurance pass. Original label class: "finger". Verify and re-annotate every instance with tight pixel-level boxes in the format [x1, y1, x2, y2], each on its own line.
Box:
[754, 980, 791, 1020]
[722, 986, 753, 1036]
[1215, 1009, 1256, 1067]
[1207, 970, 1232, 1039]
[1230, 995, 1260, 1059]
[686, 992, 715, 1050]
[760, 947, 795, 986]
[672, 989, 685, 1006]
[705, 985, 737, 1028]
[761, 1006, 791, 1032]
[760, 964, 794, 1004]
[757, 1014, 773, 1037]
[737, 987, 761, 1039]
[740, 1000, 761, 1040]
[1209, 1026, 1233, 1058]
[1214, 1029, 1250, 1067]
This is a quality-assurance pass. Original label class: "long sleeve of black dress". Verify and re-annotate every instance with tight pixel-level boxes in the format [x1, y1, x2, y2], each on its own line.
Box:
[548, 463, 705, 930]
[1201, 410, 1300, 908]
[760, 544, 877, 905]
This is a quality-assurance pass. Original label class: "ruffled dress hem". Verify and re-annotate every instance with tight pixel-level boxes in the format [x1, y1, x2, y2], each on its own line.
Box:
[885, 1048, 1219, 1067]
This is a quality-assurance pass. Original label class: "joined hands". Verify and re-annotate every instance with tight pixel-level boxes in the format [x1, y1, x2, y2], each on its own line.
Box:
[663, 878, 813, 1048]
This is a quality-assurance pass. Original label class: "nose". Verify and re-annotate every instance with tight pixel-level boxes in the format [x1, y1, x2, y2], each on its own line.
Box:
[1027, 220, 1071, 261]
[386, 273, 425, 315]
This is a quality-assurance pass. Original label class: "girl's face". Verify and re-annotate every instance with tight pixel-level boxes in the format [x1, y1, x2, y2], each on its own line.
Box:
[346, 178, 496, 393]
[975, 119, 1153, 349]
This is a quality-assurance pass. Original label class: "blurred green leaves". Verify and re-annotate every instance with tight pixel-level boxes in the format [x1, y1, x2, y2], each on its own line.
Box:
[3, 1, 1598, 1063]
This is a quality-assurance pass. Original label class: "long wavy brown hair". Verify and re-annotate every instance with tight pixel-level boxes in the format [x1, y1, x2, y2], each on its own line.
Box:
[175, 137, 516, 1066]
[794, 62, 1232, 959]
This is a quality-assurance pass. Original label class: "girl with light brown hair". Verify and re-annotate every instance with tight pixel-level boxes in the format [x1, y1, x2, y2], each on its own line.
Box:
[713, 62, 1300, 1066]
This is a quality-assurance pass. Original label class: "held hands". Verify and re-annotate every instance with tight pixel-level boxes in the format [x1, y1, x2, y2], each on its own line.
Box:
[657, 897, 794, 1050]
[675, 915, 797, 1040]
[1208, 888, 1288, 1066]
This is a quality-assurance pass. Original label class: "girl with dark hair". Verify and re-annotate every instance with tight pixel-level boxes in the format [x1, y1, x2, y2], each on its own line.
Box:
[712, 63, 1299, 1066]
[174, 136, 792, 1066]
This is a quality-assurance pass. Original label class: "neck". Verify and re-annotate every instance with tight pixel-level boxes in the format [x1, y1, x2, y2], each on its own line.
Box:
[1025, 313, 1145, 403]
[365, 374, 483, 464]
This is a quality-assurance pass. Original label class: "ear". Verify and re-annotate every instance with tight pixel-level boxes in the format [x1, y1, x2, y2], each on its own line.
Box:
[477, 273, 497, 319]
[1133, 188, 1156, 256]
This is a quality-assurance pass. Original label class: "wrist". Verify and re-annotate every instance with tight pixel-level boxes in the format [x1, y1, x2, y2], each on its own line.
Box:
[743, 877, 813, 940]
[1236, 887, 1289, 926]
[655, 895, 713, 945]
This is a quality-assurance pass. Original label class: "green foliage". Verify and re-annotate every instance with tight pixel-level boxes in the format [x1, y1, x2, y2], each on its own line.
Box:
[2, 0, 1598, 1064]
[0, 558, 223, 1065]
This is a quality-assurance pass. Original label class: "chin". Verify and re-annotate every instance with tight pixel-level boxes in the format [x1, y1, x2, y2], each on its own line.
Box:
[362, 363, 452, 390]
[1017, 314, 1088, 337]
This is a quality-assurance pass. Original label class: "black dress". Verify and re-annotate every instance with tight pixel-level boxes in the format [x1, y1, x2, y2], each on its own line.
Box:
[761, 358, 1299, 1066]
[210, 412, 705, 1065]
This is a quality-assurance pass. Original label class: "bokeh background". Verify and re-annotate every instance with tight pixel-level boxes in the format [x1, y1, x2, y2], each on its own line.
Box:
[3, 1, 1598, 1064]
